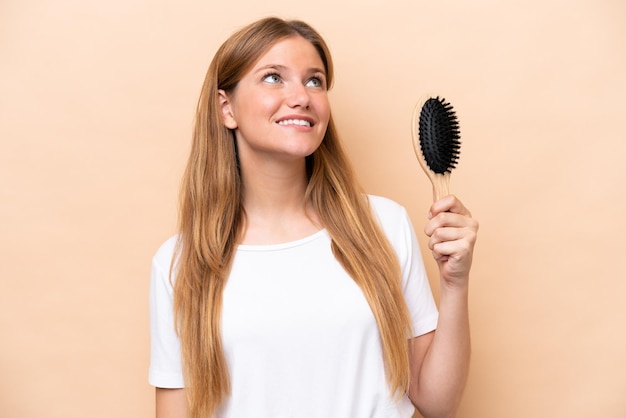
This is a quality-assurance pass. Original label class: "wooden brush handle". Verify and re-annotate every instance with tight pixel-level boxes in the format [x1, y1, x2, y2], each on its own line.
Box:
[429, 173, 450, 202]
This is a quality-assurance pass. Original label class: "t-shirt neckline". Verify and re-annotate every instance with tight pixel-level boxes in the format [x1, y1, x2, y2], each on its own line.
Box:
[237, 229, 328, 252]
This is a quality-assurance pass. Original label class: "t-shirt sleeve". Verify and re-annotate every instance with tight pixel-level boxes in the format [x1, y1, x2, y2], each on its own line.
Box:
[149, 243, 185, 388]
[397, 207, 439, 337]
[369, 195, 439, 338]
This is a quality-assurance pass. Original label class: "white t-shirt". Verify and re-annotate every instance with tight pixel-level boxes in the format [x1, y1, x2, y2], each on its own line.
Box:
[149, 195, 439, 418]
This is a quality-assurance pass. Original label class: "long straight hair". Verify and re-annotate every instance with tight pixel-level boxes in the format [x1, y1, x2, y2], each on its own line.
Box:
[174, 17, 413, 418]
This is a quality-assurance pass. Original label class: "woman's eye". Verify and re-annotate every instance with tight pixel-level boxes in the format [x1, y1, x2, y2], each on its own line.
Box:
[306, 77, 323, 88]
[263, 73, 281, 84]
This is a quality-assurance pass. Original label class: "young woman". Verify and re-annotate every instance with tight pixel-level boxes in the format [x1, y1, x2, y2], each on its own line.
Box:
[149, 17, 478, 418]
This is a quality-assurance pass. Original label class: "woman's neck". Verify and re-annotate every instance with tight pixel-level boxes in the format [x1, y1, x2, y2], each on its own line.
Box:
[239, 159, 321, 245]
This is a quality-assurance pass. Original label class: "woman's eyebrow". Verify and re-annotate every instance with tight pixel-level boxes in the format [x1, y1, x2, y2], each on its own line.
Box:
[254, 64, 286, 73]
[254, 64, 326, 76]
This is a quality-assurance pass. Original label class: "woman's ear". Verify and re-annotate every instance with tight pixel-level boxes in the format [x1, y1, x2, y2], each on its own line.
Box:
[218, 89, 237, 129]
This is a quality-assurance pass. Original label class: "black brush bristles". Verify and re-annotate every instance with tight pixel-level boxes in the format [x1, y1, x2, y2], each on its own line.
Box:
[418, 97, 461, 174]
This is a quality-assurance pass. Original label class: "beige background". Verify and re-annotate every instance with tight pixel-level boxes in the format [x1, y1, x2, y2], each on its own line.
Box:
[1, 0, 625, 417]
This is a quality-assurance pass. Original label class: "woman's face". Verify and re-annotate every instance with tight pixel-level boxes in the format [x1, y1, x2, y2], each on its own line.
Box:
[219, 36, 330, 168]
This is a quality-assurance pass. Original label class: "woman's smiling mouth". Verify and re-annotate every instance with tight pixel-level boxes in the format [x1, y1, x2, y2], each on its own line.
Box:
[278, 119, 312, 127]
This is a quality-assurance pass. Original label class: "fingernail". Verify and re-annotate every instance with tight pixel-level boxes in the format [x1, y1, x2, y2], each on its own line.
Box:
[428, 211, 432, 219]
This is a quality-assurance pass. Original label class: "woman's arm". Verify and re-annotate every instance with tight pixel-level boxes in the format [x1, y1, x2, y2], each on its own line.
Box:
[156, 388, 188, 418]
[408, 195, 478, 418]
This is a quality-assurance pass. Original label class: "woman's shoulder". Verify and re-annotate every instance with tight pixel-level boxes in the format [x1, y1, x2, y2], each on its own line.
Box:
[366, 194, 413, 238]
[366, 194, 407, 218]
[152, 235, 179, 269]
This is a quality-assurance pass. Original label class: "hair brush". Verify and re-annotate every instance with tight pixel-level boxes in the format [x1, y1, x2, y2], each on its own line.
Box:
[411, 96, 461, 201]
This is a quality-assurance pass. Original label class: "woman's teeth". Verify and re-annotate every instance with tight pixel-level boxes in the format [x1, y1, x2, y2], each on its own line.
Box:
[278, 119, 311, 127]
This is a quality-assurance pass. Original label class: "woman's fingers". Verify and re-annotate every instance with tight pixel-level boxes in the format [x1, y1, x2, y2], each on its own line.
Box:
[428, 195, 471, 219]
[425, 212, 475, 237]
[424, 195, 479, 283]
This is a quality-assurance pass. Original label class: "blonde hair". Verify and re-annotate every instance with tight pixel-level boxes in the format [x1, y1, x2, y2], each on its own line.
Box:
[174, 17, 413, 418]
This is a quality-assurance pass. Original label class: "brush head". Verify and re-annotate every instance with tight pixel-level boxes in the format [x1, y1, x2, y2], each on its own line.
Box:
[418, 97, 461, 174]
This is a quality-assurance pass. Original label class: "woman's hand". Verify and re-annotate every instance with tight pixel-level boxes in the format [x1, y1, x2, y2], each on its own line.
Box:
[424, 195, 478, 290]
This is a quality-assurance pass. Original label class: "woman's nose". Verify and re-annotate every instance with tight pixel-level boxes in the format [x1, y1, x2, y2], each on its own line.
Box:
[286, 83, 310, 108]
